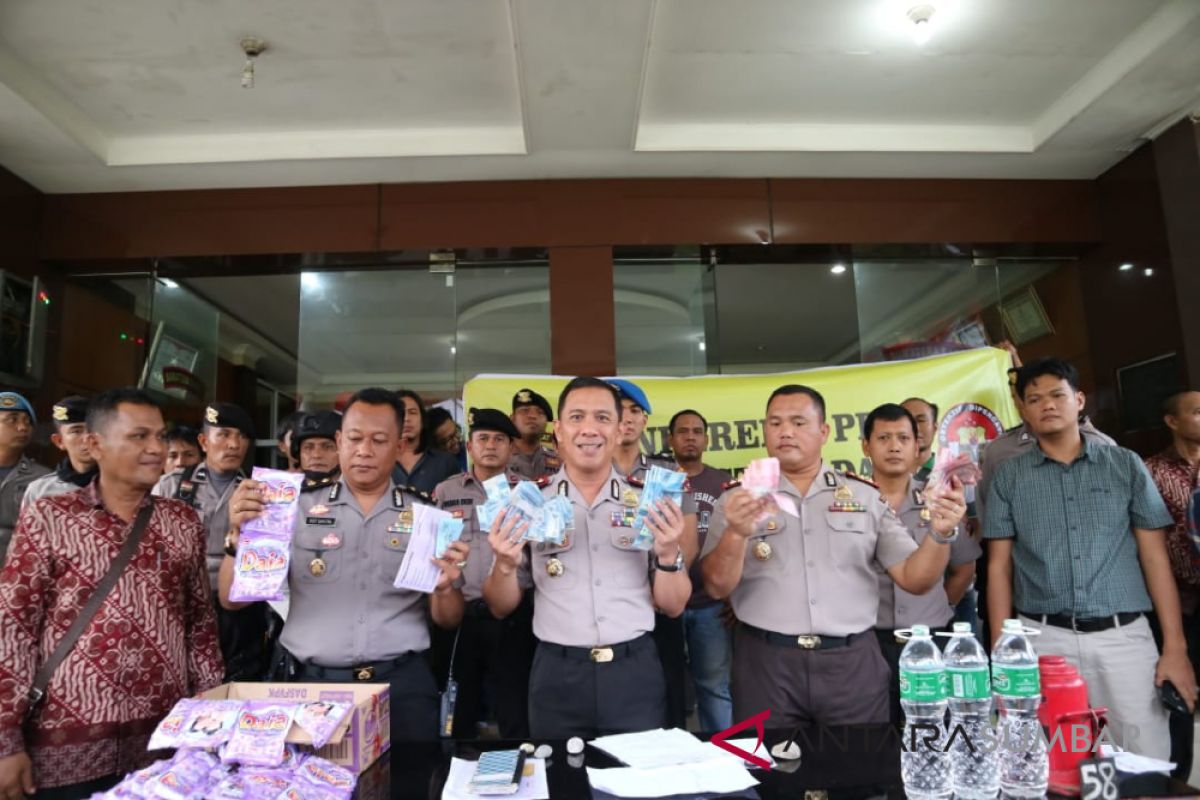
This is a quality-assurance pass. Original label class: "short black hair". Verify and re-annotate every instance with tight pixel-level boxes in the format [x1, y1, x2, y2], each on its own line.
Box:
[766, 385, 826, 422]
[86, 388, 162, 433]
[1015, 357, 1081, 400]
[276, 411, 303, 442]
[902, 397, 939, 423]
[424, 406, 454, 431]
[166, 425, 200, 449]
[863, 403, 918, 440]
[394, 388, 428, 452]
[1162, 390, 1200, 418]
[557, 377, 622, 419]
[344, 387, 406, 434]
[668, 409, 708, 433]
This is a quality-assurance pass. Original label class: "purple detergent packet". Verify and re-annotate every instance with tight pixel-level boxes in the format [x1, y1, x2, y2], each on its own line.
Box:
[292, 756, 356, 799]
[176, 700, 243, 750]
[244, 468, 304, 540]
[292, 700, 353, 749]
[229, 536, 291, 602]
[238, 771, 296, 800]
[223, 702, 297, 768]
[147, 699, 198, 751]
[146, 750, 219, 800]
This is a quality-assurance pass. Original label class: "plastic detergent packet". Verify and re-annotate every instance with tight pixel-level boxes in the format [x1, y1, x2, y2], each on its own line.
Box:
[147, 699, 199, 750]
[223, 702, 298, 768]
[293, 700, 354, 749]
[509, 481, 548, 542]
[292, 756, 357, 799]
[543, 495, 574, 546]
[237, 771, 296, 800]
[176, 699, 244, 750]
[474, 474, 512, 530]
[229, 535, 291, 603]
[146, 749, 219, 800]
[435, 517, 464, 559]
[631, 466, 686, 550]
[244, 468, 304, 540]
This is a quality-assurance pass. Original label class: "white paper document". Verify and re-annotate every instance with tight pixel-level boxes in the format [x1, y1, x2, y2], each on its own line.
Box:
[589, 728, 715, 769]
[586, 759, 759, 798]
[441, 756, 549, 800]
[1098, 745, 1175, 774]
[393, 503, 450, 594]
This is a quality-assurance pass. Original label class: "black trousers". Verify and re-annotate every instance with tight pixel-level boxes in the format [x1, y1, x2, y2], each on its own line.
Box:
[214, 596, 272, 681]
[293, 651, 439, 745]
[652, 612, 689, 729]
[527, 633, 667, 738]
[31, 774, 120, 800]
[875, 624, 952, 726]
[429, 594, 536, 739]
[1148, 610, 1200, 780]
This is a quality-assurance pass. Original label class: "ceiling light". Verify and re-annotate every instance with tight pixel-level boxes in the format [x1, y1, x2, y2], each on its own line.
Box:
[698, 341, 707, 352]
[830, 263, 847, 275]
[1143, 268, 1154, 277]
[240, 37, 266, 89]
[1119, 262, 1134, 271]
[301, 272, 323, 293]
[450, 344, 457, 355]
[158, 278, 178, 289]
[907, 4, 935, 45]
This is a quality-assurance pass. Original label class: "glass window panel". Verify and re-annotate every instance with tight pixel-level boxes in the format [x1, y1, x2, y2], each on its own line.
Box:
[614, 259, 711, 376]
[453, 263, 550, 389]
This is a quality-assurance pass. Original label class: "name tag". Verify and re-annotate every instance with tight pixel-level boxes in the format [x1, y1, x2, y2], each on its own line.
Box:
[306, 517, 336, 526]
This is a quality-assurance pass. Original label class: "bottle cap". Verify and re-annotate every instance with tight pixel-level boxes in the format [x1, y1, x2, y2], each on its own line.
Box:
[910, 623, 930, 637]
[1002, 618, 1024, 633]
[952, 622, 972, 633]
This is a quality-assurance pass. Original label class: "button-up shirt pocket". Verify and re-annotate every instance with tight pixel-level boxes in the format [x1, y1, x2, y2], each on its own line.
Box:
[532, 536, 578, 589]
[825, 511, 872, 568]
[294, 526, 345, 584]
[609, 526, 651, 588]
[379, 530, 411, 584]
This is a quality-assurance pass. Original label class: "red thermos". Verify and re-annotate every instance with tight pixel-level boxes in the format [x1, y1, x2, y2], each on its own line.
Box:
[1039, 655, 1108, 796]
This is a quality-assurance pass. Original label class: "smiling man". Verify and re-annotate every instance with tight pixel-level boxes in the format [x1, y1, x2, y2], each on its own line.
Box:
[986, 357, 1195, 759]
[484, 377, 690, 737]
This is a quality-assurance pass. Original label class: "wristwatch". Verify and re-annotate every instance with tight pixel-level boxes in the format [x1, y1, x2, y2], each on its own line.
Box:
[223, 530, 239, 558]
[655, 548, 685, 572]
[929, 525, 960, 545]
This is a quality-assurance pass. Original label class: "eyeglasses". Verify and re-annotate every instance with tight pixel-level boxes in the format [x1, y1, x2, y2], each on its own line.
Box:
[437, 426, 463, 449]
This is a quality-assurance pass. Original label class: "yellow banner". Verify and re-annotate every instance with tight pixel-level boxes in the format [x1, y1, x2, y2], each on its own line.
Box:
[463, 348, 1020, 475]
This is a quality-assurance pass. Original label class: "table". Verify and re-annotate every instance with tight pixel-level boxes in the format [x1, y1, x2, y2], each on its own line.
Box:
[356, 726, 1200, 800]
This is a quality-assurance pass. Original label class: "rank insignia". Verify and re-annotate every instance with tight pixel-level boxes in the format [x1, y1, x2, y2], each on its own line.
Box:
[753, 540, 773, 561]
[517, 390, 532, 403]
[622, 489, 639, 508]
[765, 519, 778, 532]
[320, 532, 341, 548]
[309, 504, 329, 516]
[388, 509, 414, 534]
[52, 405, 68, 422]
[0, 397, 15, 409]
[309, 557, 327, 577]
[834, 485, 854, 502]
[829, 484, 867, 512]
[205, 406, 219, 425]
[546, 557, 564, 577]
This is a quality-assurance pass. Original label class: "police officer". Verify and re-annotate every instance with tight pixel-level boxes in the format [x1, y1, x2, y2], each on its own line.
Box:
[484, 377, 690, 738]
[607, 378, 699, 729]
[291, 410, 342, 487]
[0, 391, 50, 561]
[700, 385, 965, 726]
[220, 388, 469, 744]
[154, 402, 269, 680]
[862, 403, 974, 723]
[22, 395, 97, 508]
[165, 425, 202, 476]
[507, 389, 560, 480]
[432, 408, 535, 738]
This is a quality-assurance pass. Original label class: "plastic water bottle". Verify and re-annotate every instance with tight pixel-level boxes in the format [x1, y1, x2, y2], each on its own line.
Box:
[944, 621, 1000, 799]
[992, 618, 1048, 798]
[899, 624, 952, 800]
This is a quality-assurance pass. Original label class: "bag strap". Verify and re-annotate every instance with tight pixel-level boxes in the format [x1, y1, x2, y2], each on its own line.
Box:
[25, 501, 155, 720]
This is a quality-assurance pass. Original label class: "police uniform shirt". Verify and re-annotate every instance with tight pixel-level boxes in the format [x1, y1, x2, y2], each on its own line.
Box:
[875, 478, 981, 630]
[153, 464, 244, 588]
[516, 468, 658, 648]
[281, 479, 443, 666]
[0, 455, 51, 558]
[700, 463, 919, 637]
[433, 471, 532, 602]
[508, 445, 561, 481]
[616, 453, 699, 515]
[21, 461, 97, 510]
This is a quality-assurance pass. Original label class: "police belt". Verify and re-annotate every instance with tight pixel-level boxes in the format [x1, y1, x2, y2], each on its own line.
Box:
[541, 632, 653, 664]
[297, 652, 420, 682]
[741, 623, 867, 650]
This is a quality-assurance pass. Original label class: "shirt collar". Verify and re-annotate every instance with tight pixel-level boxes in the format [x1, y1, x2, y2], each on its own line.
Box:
[1033, 435, 1095, 465]
[1155, 447, 1193, 468]
[83, 477, 154, 514]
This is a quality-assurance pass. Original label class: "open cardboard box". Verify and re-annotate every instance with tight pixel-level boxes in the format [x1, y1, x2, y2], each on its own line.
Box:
[201, 681, 390, 774]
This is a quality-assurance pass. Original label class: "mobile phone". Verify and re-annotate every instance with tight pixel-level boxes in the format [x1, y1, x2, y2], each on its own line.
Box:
[1158, 680, 1191, 716]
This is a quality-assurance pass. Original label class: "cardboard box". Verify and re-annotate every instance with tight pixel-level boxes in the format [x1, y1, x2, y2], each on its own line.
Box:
[201, 681, 390, 774]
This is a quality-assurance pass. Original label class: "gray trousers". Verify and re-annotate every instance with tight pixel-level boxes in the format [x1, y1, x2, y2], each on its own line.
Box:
[732, 626, 890, 727]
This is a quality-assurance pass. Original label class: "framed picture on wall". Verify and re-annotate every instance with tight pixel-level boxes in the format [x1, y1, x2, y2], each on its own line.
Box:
[1117, 352, 1181, 432]
[1000, 286, 1055, 345]
[141, 324, 202, 399]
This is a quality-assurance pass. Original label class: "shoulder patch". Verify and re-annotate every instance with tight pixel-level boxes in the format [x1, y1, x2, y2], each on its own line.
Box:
[627, 475, 645, 488]
[405, 485, 433, 503]
[842, 471, 879, 490]
[301, 473, 336, 493]
[535, 475, 553, 488]
[721, 479, 742, 491]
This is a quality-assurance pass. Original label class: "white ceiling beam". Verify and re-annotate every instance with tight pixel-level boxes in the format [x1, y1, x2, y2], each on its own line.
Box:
[635, 122, 1032, 153]
[0, 45, 109, 164]
[1030, 0, 1200, 150]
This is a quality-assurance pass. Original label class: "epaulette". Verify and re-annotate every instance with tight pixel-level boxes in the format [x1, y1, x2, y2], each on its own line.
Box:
[405, 485, 434, 504]
[722, 479, 741, 491]
[843, 471, 879, 490]
[535, 475, 553, 488]
[301, 472, 338, 493]
[627, 475, 645, 488]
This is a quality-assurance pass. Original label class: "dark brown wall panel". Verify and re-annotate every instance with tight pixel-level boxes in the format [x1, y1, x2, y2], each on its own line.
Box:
[41, 185, 380, 260]
[380, 179, 772, 249]
[771, 179, 1100, 244]
[549, 246, 615, 376]
[1153, 119, 1200, 388]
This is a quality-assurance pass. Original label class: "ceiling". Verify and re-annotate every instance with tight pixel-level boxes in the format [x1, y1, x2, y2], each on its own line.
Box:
[1, 0, 1198, 193]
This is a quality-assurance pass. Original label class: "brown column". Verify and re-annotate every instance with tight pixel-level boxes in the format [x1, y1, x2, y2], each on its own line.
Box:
[1153, 117, 1200, 386]
[549, 246, 615, 376]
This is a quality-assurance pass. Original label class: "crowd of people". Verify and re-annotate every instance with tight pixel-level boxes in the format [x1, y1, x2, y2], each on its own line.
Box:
[0, 352, 1197, 799]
